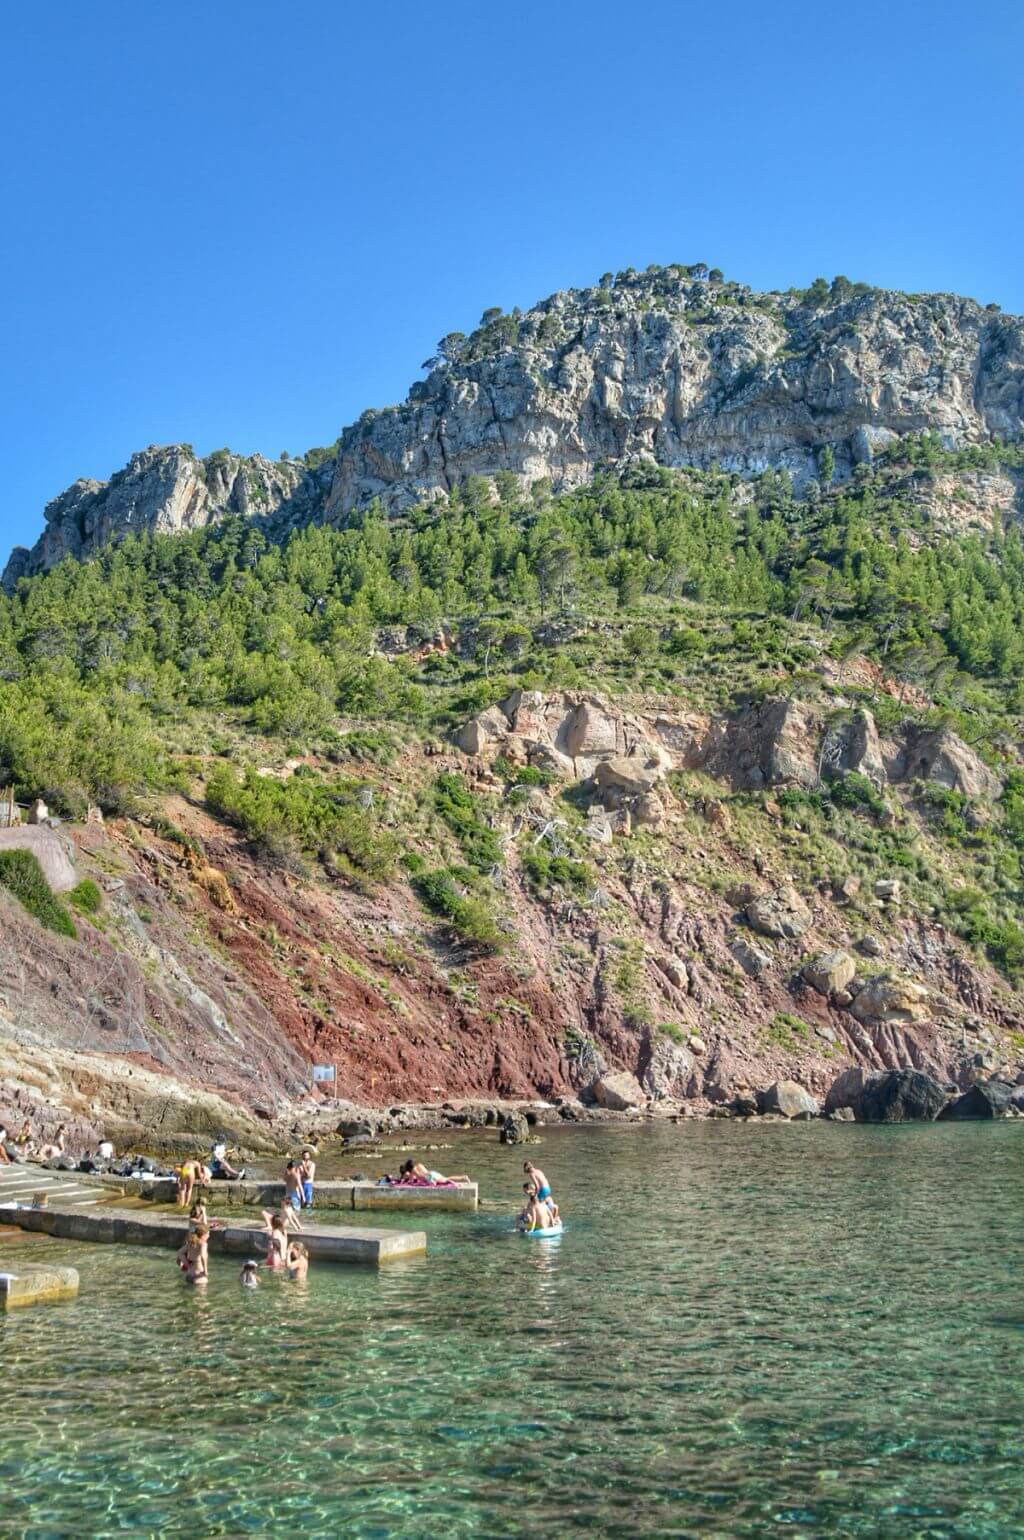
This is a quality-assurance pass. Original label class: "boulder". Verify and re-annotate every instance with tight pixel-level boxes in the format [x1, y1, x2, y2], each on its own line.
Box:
[527, 741, 574, 778]
[457, 705, 510, 756]
[633, 793, 666, 828]
[745, 885, 812, 940]
[592, 1070, 645, 1111]
[850, 974, 930, 1025]
[757, 1080, 820, 1119]
[563, 700, 619, 758]
[898, 726, 1002, 800]
[831, 873, 862, 904]
[858, 934, 883, 957]
[594, 753, 666, 798]
[802, 950, 856, 996]
[499, 1111, 530, 1144]
[824, 1065, 871, 1116]
[0, 826, 77, 893]
[939, 1080, 1014, 1120]
[822, 708, 886, 783]
[688, 1035, 707, 1055]
[502, 689, 550, 737]
[729, 934, 772, 978]
[661, 958, 689, 991]
[874, 878, 902, 904]
[583, 808, 614, 844]
[639, 1033, 695, 1099]
[860, 1069, 948, 1123]
[828, 1106, 856, 1121]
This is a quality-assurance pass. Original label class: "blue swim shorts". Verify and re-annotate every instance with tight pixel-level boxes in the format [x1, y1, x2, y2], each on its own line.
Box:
[302, 1180, 314, 1206]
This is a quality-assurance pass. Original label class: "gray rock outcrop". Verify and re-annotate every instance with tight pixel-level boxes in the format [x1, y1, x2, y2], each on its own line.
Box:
[850, 974, 931, 1025]
[802, 950, 856, 996]
[9, 267, 1024, 583]
[859, 1069, 948, 1122]
[939, 1080, 1014, 1119]
[757, 1080, 820, 1118]
[4, 446, 328, 588]
[325, 270, 1024, 518]
[745, 885, 812, 940]
[592, 1069, 645, 1110]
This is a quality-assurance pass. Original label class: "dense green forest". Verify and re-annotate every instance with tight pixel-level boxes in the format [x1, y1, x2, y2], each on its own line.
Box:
[1, 438, 1023, 816]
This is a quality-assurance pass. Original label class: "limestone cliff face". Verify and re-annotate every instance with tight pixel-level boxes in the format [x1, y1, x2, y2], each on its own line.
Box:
[3, 445, 328, 588]
[7, 265, 1024, 583]
[326, 268, 1024, 516]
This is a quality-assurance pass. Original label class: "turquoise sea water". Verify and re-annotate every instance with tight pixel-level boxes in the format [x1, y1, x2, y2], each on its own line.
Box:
[2, 1121, 1024, 1537]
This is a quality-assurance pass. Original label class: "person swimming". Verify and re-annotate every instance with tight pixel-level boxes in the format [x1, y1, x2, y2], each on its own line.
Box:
[239, 1259, 260, 1288]
[286, 1241, 309, 1280]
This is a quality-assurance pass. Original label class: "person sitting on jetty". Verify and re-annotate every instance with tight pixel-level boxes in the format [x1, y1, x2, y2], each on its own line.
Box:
[97, 1138, 114, 1163]
[0, 1127, 11, 1165]
[189, 1199, 224, 1233]
[38, 1124, 68, 1161]
[261, 1195, 303, 1239]
[286, 1241, 309, 1280]
[14, 1119, 35, 1155]
[239, 1259, 260, 1288]
[261, 1212, 289, 1269]
[523, 1160, 560, 1225]
[299, 1148, 316, 1208]
[178, 1222, 210, 1285]
[209, 1140, 244, 1181]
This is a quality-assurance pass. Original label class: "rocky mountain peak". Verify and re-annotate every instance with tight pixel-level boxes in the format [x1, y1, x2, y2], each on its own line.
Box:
[6, 263, 1023, 585]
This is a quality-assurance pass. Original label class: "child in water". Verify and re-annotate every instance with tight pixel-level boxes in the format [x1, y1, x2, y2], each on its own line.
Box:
[286, 1241, 309, 1280]
[239, 1259, 260, 1288]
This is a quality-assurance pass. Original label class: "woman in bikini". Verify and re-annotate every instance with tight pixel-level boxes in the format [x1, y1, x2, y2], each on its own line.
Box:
[403, 1160, 472, 1185]
[178, 1222, 210, 1284]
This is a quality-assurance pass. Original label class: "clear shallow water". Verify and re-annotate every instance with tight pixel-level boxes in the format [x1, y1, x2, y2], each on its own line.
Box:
[2, 1122, 1024, 1537]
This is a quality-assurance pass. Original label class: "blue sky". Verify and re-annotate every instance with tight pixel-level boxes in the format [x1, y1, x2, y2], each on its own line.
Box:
[2, 0, 1021, 556]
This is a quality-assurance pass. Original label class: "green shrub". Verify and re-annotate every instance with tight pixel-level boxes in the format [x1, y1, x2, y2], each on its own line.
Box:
[68, 878, 103, 915]
[521, 848, 593, 897]
[413, 868, 503, 950]
[826, 771, 887, 820]
[0, 850, 77, 938]
[764, 1011, 811, 1050]
[433, 772, 502, 872]
[206, 764, 396, 882]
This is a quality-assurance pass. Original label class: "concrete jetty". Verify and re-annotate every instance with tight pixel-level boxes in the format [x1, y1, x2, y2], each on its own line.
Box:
[0, 1203, 426, 1265]
[0, 1261, 80, 1310]
[118, 1177, 479, 1213]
